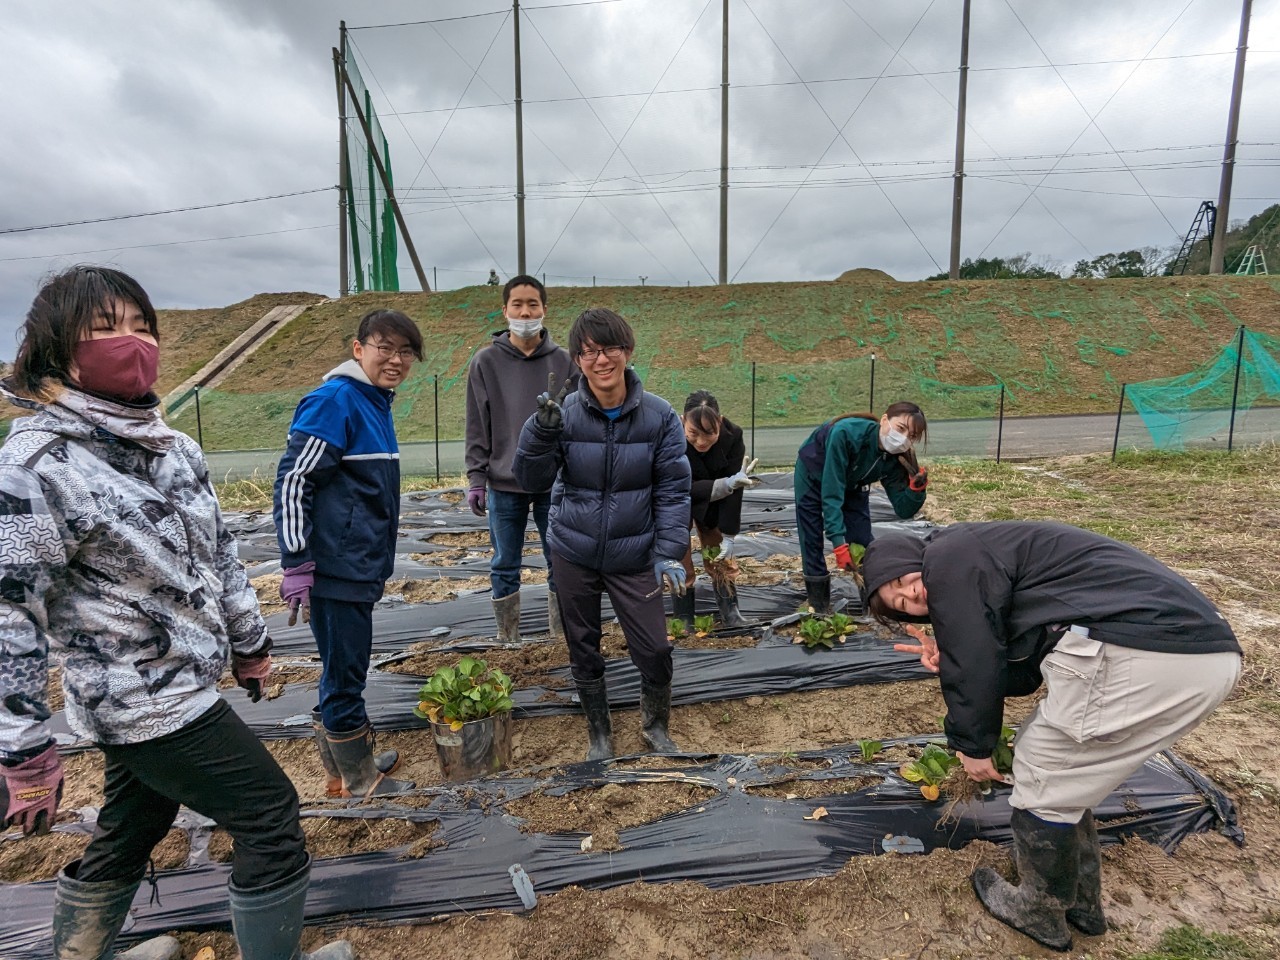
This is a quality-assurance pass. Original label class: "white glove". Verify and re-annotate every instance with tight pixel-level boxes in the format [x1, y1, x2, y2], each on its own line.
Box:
[718, 536, 736, 562]
[710, 458, 760, 501]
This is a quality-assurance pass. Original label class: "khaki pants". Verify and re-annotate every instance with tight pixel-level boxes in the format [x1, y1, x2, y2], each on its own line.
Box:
[1010, 634, 1241, 824]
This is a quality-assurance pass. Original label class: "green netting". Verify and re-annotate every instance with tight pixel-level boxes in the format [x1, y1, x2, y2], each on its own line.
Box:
[344, 49, 399, 294]
[1125, 328, 1280, 450]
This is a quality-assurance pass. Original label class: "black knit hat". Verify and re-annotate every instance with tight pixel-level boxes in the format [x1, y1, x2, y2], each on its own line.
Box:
[861, 534, 927, 600]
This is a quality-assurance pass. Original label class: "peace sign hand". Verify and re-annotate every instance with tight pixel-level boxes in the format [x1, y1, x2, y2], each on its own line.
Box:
[535, 371, 571, 431]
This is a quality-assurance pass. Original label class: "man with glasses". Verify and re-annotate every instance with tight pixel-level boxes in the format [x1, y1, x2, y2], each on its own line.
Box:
[465, 275, 576, 644]
[514, 308, 691, 760]
[273, 309, 421, 798]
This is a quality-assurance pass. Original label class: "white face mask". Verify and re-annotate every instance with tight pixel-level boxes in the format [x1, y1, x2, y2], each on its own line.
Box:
[507, 315, 543, 339]
[882, 428, 912, 454]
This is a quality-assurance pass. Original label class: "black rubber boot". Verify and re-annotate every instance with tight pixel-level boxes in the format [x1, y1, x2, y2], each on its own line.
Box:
[228, 854, 353, 960]
[313, 709, 398, 797]
[574, 675, 614, 761]
[493, 592, 522, 643]
[52, 860, 182, 960]
[671, 586, 696, 632]
[547, 588, 565, 642]
[804, 574, 832, 615]
[713, 581, 748, 630]
[1067, 810, 1107, 936]
[639, 679, 679, 753]
[325, 723, 416, 797]
[971, 807, 1079, 952]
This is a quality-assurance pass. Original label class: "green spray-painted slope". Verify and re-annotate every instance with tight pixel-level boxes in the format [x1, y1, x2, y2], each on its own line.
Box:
[166, 276, 1280, 451]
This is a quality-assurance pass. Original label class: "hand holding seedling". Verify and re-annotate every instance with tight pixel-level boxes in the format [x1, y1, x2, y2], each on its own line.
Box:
[957, 749, 1005, 784]
[535, 371, 571, 431]
[893, 623, 939, 673]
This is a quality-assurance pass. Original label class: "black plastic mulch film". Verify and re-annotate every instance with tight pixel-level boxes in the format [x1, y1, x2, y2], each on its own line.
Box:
[4, 478, 1244, 956]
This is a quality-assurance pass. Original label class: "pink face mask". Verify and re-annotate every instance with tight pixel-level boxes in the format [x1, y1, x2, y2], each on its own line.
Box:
[73, 336, 159, 402]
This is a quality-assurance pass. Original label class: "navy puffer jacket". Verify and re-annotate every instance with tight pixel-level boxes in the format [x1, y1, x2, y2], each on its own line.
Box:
[514, 369, 691, 573]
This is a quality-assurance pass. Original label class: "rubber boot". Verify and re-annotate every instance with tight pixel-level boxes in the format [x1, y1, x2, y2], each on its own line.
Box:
[52, 860, 182, 960]
[971, 807, 1079, 952]
[1067, 810, 1107, 936]
[312, 709, 398, 798]
[228, 854, 353, 960]
[547, 588, 565, 642]
[639, 679, 679, 753]
[574, 675, 614, 761]
[493, 592, 522, 643]
[671, 586, 696, 633]
[325, 723, 416, 797]
[712, 581, 748, 630]
[804, 574, 832, 615]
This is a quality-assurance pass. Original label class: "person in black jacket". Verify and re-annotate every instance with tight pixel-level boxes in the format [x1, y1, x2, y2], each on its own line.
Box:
[514, 308, 691, 761]
[676, 391, 759, 630]
[863, 522, 1242, 953]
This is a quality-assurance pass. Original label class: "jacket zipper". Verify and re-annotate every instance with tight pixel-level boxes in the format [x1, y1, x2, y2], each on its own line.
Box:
[598, 418, 615, 569]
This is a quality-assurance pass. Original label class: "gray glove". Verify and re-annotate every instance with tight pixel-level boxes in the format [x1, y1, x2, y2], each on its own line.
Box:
[718, 535, 736, 562]
[535, 371, 571, 432]
[711, 457, 760, 501]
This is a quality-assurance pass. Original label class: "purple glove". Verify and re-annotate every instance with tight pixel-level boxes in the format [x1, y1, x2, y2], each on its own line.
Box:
[231, 653, 273, 703]
[466, 486, 487, 517]
[280, 561, 315, 626]
[1, 743, 64, 836]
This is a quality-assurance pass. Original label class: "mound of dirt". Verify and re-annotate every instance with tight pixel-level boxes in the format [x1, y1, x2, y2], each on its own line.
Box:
[834, 267, 895, 282]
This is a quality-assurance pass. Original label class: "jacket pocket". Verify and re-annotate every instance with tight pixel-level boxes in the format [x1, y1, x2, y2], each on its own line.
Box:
[1038, 632, 1124, 743]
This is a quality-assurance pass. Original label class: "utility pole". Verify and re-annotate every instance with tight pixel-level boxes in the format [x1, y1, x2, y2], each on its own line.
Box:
[948, 0, 971, 280]
[718, 0, 729, 285]
[337, 51, 432, 291]
[1211, 0, 1252, 274]
[334, 24, 349, 297]
[514, 0, 527, 274]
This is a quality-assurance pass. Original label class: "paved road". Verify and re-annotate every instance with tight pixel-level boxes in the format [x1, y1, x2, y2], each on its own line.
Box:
[205, 408, 1280, 483]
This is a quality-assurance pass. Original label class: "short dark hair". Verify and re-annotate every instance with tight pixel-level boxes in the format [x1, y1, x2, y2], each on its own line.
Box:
[569, 308, 635, 358]
[502, 274, 547, 307]
[356, 309, 424, 360]
[11, 265, 158, 397]
[683, 390, 721, 434]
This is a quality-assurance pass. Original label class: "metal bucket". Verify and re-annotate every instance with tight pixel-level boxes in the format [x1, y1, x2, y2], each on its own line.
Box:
[431, 712, 514, 782]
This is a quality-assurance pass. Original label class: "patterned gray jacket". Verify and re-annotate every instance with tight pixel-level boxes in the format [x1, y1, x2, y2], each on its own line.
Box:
[0, 385, 269, 760]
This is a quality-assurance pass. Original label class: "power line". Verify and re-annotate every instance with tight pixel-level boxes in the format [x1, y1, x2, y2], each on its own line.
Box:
[0, 187, 333, 236]
[0, 222, 334, 263]
[348, 0, 625, 31]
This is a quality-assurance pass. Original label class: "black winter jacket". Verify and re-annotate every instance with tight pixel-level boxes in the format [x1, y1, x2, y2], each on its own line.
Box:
[513, 369, 691, 573]
[688, 417, 746, 536]
[912, 521, 1240, 759]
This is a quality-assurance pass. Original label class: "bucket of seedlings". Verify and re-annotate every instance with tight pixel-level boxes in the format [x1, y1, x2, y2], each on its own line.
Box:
[415, 656, 516, 782]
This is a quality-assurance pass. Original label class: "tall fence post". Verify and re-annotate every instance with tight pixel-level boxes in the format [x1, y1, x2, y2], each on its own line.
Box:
[194, 386, 205, 450]
[1111, 383, 1127, 462]
[433, 374, 441, 482]
[1227, 324, 1246, 451]
[995, 384, 1005, 464]
[433, 266, 438, 290]
[868, 354, 876, 412]
[750, 361, 757, 461]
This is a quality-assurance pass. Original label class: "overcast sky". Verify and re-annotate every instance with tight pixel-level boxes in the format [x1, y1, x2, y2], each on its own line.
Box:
[3, 0, 1277, 356]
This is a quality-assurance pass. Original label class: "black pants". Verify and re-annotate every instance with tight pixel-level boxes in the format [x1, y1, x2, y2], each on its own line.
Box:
[552, 550, 673, 686]
[794, 462, 872, 578]
[77, 699, 306, 890]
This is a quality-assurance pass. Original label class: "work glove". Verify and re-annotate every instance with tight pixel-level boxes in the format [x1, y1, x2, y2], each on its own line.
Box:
[908, 467, 928, 493]
[717, 536, 736, 563]
[653, 559, 687, 596]
[280, 561, 315, 626]
[535, 371, 571, 432]
[710, 457, 761, 501]
[231, 653, 272, 703]
[833, 543, 862, 572]
[0, 743, 64, 836]
[466, 486, 487, 516]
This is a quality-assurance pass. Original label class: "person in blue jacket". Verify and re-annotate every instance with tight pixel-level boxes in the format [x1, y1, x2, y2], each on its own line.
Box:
[273, 309, 420, 798]
[793, 402, 928, 613]
[513, 308, 691, 761]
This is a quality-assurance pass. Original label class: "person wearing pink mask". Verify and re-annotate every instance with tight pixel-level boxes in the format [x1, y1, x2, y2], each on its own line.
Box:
[0, 267, 351, 960]
[793, 401, 929, 614]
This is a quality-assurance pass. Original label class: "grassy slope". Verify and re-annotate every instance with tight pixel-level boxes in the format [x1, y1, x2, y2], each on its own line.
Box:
[167, 275, 1280, 449]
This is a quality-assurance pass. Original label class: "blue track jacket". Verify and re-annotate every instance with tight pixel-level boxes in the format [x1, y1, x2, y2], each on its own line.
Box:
[273, 360, 400, 602]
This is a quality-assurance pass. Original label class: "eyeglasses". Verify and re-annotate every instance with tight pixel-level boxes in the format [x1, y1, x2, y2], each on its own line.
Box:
[578, 345, 626, 363]
[363, 341, 418, 362]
